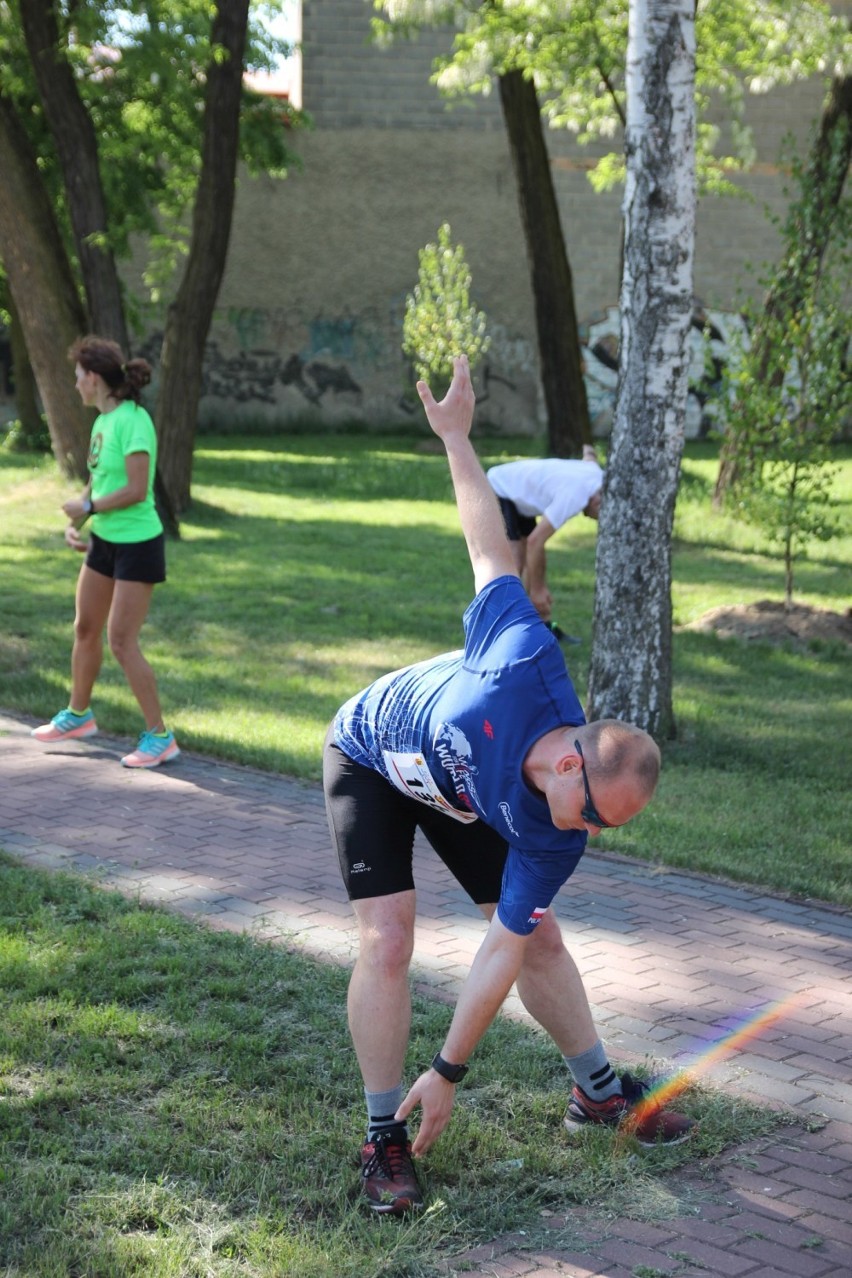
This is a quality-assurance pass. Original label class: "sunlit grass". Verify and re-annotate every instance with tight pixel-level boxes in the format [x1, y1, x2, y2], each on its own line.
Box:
[0, 439, 850, 905]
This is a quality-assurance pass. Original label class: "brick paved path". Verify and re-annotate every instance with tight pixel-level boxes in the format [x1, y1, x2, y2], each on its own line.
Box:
[1, 710, 850, 1277]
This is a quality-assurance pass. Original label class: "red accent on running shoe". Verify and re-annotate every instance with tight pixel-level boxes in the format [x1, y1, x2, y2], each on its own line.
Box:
[359, 1132, 424, 1214]
[564, 1072, 695, 1147]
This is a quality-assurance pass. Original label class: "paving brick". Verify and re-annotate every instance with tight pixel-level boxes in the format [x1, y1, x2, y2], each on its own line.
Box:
[654, 1239, 758, 1275]
[607, 1219, 681, 1248]
[796, 1212, 852, 1247]
[473, 1257, 538, 1277]
[598, 1239, 681, 1272]
[737, 1234, 838, 1275]
[527, 1262, 604, 1278]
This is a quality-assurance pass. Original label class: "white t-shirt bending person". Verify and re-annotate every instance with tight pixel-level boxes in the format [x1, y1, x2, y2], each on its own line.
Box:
[487, 446, 603, 623]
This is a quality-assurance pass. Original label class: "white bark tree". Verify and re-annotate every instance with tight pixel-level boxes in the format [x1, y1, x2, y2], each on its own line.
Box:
[587, 0, 696, 740]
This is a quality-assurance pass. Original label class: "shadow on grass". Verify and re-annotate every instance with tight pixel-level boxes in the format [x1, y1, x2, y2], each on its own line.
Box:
[191, 434, 558, 506]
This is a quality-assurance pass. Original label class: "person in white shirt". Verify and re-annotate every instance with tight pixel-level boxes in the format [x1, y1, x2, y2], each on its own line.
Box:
[487, 445, 603, 623]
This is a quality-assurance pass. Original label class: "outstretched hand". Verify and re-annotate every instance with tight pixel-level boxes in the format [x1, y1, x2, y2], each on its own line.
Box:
[416, 355, 476, 446]
[395, 1068, 457, 1157]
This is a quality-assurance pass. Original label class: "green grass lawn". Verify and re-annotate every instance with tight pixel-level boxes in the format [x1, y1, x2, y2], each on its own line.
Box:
[1, 436, 850, 906]
[0, 855, 793, 1278]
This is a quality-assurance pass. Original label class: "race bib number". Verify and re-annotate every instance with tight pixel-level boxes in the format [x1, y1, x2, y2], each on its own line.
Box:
[382, 751, 479, 824]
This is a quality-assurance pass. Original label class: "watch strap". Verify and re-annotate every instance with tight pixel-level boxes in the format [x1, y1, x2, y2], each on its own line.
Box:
[431, 1052, 469, 1084]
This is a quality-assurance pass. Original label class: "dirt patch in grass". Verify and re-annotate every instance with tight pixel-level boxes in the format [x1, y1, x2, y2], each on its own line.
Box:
[680, 599, 852, 648]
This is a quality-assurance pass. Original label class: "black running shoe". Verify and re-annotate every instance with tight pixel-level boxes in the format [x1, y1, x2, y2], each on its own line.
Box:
[547, 622, 582, 645]
[359, 1131, 424, 1214]
[564, 1071, 695, 1146]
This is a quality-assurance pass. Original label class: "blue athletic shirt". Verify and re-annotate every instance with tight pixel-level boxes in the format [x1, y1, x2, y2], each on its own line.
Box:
[334, 575, 588, 935]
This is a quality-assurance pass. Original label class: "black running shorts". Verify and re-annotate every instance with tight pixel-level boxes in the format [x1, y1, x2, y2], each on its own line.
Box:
[497, 497, 537, 542]
[85, 531, 167, 584]
[323, 728, 509, 904]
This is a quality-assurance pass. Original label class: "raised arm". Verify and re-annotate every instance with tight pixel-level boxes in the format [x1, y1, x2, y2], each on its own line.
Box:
[417, 355, 517, 592]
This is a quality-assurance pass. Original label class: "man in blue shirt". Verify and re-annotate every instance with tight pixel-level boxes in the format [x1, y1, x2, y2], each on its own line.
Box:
[324, 355, 693, 1217]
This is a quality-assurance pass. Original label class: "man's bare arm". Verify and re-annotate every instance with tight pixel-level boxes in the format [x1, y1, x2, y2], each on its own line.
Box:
[523, 516, 557, 621]
[396, 914, 528, 1154]
[417, 355, 517, 592]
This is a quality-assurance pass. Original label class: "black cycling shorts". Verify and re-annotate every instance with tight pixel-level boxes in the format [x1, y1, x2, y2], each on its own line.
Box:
[497, 497, 537, 542]
[85, 531, 166, 584]
[323, 728, 508, 904]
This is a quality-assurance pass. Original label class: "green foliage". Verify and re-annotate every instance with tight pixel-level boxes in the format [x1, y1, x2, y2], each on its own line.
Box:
[714, 133, 852, 605]
[402, 222, 490, 397]
[374, 1, 851, 195]
[0, 0, 302, 301]
[1, 417, 52, 455]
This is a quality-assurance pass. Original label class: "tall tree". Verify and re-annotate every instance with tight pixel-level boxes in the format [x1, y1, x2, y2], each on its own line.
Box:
[587, 0, 696, 739]
[498, 67, 590, 455]
[0, 92, 91, 478]
[0, 0, 297, 518]
[20, 0, 129, 347]
[156, 0, 250, 515]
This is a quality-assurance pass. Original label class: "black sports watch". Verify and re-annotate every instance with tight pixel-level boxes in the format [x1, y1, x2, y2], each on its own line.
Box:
[82, 497, 95, 516]
[431, 1052, 469, 1084]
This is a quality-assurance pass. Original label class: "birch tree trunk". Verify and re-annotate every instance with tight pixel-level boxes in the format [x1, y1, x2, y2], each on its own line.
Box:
[587, 0, 695, 740]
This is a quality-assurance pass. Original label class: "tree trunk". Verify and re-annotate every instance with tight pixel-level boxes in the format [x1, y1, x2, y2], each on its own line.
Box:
[7, 290, 44, 444]
[714, 69, 852, 506]
[156, 0, 250, 515]
[0, 93, 91, 478]
[587, 0, 696, 740]
[20, 0, 129, 348]
[498, 68, 591, 455]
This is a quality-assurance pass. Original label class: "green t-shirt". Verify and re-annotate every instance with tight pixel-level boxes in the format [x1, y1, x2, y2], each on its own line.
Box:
[88, 401, 163, 543]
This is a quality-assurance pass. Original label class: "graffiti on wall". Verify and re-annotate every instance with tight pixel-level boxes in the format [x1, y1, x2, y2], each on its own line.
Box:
[583, 303, 748, 439]
[138, 305, 406, 417]
[132, 300, 747, 432]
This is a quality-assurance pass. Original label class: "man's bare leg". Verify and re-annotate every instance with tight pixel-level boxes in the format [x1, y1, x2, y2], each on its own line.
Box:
[348, 890, 417, 1090]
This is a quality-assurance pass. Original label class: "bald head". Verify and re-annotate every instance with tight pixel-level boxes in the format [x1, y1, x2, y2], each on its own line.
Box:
[578, 719, 661, 803]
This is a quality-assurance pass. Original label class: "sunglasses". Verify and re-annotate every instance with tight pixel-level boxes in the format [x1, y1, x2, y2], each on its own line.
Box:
[574, 738, 618, 829]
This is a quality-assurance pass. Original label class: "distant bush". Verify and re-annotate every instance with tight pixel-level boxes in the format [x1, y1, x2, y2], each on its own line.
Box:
[402, 222, 490, 401]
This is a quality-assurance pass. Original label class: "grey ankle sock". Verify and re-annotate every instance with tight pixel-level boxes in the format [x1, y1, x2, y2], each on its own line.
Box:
[365, 1084, 406, 1141]
[563, 1043, 621, 1100]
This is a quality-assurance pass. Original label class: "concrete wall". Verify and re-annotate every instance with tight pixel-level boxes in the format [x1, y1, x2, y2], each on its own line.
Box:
[7, 0, 835, 437]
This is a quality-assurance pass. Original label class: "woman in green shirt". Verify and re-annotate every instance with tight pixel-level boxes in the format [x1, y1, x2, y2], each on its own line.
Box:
[31, 336, 180, 770]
